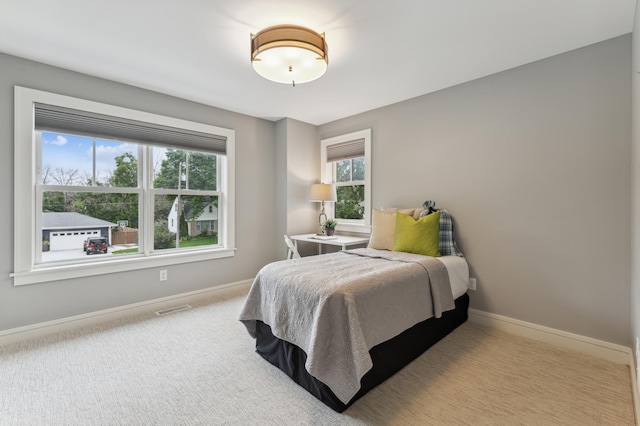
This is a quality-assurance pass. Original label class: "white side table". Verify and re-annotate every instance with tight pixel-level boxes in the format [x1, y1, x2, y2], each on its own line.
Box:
[289, 234, 370, 255]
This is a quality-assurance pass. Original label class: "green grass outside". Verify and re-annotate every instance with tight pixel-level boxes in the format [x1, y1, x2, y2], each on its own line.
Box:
[112, 248, 138, 255]
[177, 235, 218, 247]
[112, 235, 218, 255]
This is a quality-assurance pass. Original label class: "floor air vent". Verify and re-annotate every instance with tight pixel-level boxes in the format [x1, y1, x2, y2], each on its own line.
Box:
[155, 304, 192, 316]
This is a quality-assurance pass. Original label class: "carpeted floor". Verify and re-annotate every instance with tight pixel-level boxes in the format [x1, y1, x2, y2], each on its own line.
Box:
[0, 287, 635, 425]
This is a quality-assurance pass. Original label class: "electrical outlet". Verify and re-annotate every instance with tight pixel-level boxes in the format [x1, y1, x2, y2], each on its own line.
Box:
[469, 277, 477, 291]
[159, 269, 168, 281]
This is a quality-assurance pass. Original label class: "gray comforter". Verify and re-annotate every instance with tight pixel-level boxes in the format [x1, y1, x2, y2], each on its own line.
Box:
[238, 248, 455, 404]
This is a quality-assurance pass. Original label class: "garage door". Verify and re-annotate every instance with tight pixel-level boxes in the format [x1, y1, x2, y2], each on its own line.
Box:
[50, 230, 100, 251]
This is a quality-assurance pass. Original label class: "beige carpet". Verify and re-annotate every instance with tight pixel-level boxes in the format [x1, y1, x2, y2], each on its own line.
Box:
[0, 287, 634, 425]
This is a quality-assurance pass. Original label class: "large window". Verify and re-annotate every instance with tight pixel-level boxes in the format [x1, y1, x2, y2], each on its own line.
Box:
[321, 129, 371, 233]
[13, 87, 235, 285]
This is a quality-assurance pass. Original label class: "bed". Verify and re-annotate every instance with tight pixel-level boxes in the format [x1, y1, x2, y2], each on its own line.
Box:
[239, 204, 468, 412]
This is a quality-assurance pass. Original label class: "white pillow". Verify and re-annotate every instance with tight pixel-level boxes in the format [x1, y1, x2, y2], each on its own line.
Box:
[382, 207, 424, 220]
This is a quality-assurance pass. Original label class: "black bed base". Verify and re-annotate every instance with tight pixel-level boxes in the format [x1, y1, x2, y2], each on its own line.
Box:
[255, 293, 470, 412]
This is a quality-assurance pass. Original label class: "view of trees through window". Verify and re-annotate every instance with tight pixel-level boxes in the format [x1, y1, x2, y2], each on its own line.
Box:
[152, 147, 218, 251]
[334, 157, 365, 220]
[40, 131, 219, 259]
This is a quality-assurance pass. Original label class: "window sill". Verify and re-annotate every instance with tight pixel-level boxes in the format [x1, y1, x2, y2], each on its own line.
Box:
[11, 247, 236, 286]
[336, 222, 371, 235]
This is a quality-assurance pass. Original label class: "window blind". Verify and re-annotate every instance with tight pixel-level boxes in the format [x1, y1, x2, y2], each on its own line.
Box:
[326, 138, 365, 162]
[34, 103, 227, 155]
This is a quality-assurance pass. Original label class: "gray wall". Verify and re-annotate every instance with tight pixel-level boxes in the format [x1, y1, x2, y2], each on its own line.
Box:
[275, 118, 320, 258]
[631, 1, 640, 372]
[0, 52, 279, 331]
[275, 120, 288, 259]
[319, 36, 632, 345]
[0, 35, 633, 348]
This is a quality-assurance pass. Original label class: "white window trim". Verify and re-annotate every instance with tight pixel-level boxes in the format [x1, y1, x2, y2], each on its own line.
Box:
[12, 86, 236, 286]
[320, 129, 371, 235]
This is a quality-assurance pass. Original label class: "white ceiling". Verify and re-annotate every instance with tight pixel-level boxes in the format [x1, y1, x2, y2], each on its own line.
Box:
[0, 1, 635, 125]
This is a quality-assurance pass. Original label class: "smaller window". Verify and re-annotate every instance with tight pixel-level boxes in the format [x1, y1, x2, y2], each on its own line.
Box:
[334, 158, 365, 220]
[321, 129, 371, 234]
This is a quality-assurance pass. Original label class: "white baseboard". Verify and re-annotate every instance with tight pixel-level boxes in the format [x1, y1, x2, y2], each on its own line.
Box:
[0, 279, 253, 347]
[468, 308, 631, 365]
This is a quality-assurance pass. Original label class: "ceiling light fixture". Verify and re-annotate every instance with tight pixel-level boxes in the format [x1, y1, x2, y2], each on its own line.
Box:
[251, 24, 328, 87]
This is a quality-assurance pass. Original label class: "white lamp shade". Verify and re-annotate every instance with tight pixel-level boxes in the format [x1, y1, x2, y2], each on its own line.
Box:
[252, 47, 327, 85]
[309, 183, 337, 202]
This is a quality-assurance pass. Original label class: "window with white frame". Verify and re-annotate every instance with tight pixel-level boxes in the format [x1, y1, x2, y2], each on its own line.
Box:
[321, 129, 371, 233]
[13, 87, 235, 286]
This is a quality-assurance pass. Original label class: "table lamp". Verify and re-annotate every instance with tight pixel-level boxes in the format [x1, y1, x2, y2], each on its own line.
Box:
[310, 183, 337, 235]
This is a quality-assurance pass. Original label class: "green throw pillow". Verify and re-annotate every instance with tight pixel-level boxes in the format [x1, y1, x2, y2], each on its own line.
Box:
[393, 211, 441, 257]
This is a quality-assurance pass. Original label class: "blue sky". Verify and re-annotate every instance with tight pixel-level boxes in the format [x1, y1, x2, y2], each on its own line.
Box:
[41, 132, 138, 184]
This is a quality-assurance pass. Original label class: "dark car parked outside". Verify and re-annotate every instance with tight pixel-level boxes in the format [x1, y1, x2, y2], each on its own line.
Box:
[83, 237, 108, 255]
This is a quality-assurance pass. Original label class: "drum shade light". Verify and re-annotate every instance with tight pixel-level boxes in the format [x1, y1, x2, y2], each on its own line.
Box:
[251, 24, 328, 87]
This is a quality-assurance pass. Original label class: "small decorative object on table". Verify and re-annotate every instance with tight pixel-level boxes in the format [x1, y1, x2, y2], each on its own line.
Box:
[324, 219, 337, 236]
